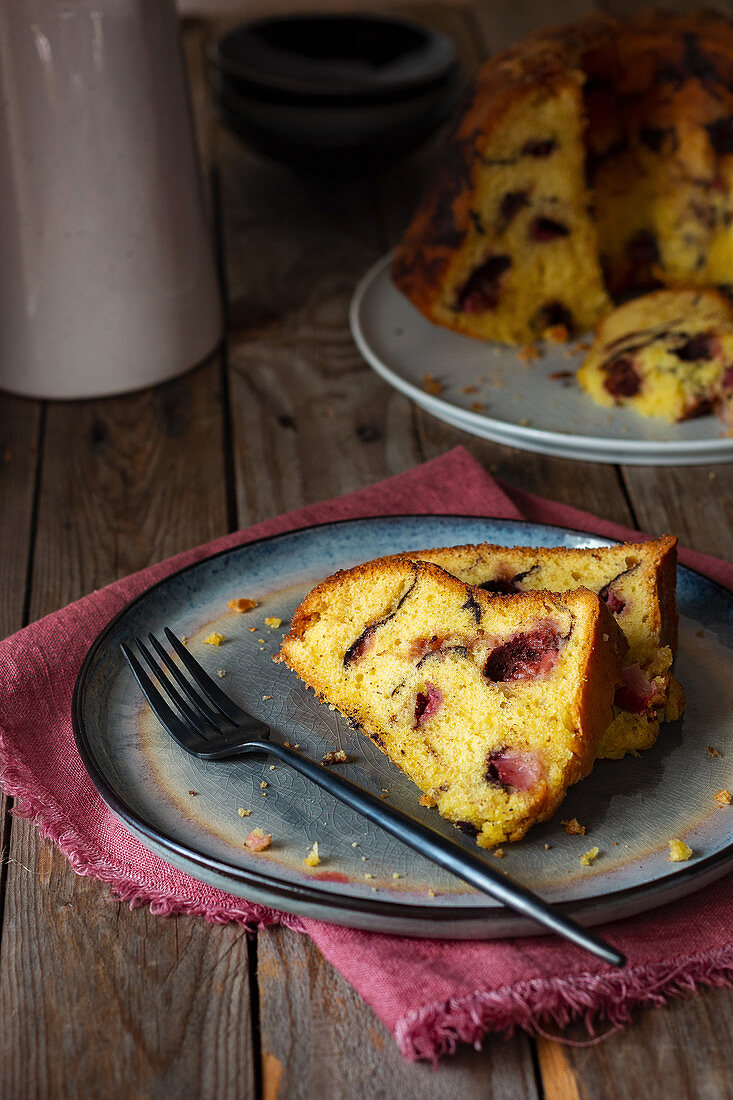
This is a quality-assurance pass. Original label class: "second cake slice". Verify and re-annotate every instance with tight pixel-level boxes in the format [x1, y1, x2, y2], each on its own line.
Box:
[279, 559, 626, 848]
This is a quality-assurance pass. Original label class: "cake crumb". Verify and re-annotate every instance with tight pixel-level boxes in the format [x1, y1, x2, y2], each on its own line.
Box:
[364, 872, 375, 880]
[245, 827, 271, 852]
[262, 695, 271, 700]
[419, 792, 437, 808]
[260, 781, 268, 789]
[461, 385, 478, 394]
[321, 749, 349, 766]
[421, 373, 444, 396]
[668, 838, 693, 862]
[470, 401, 488, 414]
[518, 417, 530, 427]
[493, 848, 505, 859]
[238, 808, 251, 817]
[549, 369, 574, 381]
[269, 765, 275, 771]
[188, 790, 197, 796]
[562, 818, 586, 836]
[392, 872, 401, 880]
[544, 844, 552, 851]
[264, 617, 282, 628]
[203, 632, 225, 646]
[427, 888, 436, 898]
[351, 841, 359, 848]
[543, 324, 569, 344]
[518, 343, 541, 363]
[217, 669, 226, 678]
[715, 788, 732, 807]
[180, 635, 188, 646]
[580, 846, 599, 866]
[304, 842, 321, 867]
[707, 745, 722, 757]
[228, 597, 258, 613]
[249, 626, 257, 632]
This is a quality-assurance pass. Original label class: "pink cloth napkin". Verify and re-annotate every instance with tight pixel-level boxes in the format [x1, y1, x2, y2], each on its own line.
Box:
[1, 446, 731, 1062]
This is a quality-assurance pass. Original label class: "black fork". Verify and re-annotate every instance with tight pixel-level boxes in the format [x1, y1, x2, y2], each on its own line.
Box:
[121, 627, 625, 968]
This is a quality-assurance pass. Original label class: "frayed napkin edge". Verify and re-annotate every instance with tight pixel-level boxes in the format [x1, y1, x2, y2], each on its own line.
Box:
[394, 947, 733, 1063]
[0, 727, 306, 934]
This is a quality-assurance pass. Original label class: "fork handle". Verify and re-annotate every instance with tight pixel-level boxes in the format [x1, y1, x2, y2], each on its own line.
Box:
[247, 740, 624, 967]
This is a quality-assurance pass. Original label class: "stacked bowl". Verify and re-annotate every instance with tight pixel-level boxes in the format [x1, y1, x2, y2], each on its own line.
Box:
[207, 13, 462, 172]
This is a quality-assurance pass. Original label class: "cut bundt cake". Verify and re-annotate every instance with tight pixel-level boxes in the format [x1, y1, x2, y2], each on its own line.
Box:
[279, 559, 626, 848]
[577, 289, 733, 423]
[391, 536, 683, 760]
[392, 11, 733, 344]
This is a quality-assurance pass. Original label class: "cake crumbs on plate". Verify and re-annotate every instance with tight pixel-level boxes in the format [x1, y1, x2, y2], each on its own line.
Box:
[202, 632, 225, 646]
[715, 788, 732, 807]
[228, 597, 258, 613]
[260, 781, 268, 789]
[707, 745, 722, 757]
[304, 842, 321, 867]
[461, 385, 478, 394]
[180, 635, 188, 646]
[493, 848, 505, 859]
[364, 872, 375, 880]
[262, 694, 271, 700]
[427, 889, 436, 898]
[269, 765, 275, 771]
[244, 827, 271, 852]
[518, 417, 530, 427]
[264, 617, 282, 628]
[321, 749, 349, 766]
[543, 324, 570, 344]
[392, 872, 402, 880]
[419, 792, 437, 808]
[518, 343, 541, 363]
[188, 790, 198, 796]
[420, 373, 444, 396]
[217, 669, 227, 678]
[238, 808, 251, 817]
[580, 846, 599, 866]
[562, 817, 586, 836]
[470, 401, 488, 414]
[668, 839, 693, 861]
[351, 841, 359, 848]
[544, 844, 552, 851]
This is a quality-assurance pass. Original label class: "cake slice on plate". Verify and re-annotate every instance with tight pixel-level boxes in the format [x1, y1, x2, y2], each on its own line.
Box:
[279, 559, 626, 848]
[392, 536, 683, 759]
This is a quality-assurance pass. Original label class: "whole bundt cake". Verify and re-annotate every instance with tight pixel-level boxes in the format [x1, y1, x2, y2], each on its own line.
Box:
[392, 11, 733, 343]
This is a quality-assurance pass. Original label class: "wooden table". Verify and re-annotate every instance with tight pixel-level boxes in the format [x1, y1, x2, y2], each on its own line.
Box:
[1, 4, 732, 1096]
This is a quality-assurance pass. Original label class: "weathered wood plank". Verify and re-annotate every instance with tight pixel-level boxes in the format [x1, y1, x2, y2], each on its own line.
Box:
[0, 360, 259, 1099]
[216, 122, 422, 525]
[258, 925, 540, 1100]
[0, 394, 43, 991]
[538, 985, 733, 1100]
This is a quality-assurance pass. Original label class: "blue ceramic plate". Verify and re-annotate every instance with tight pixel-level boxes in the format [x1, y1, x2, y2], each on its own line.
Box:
[72, 516, 733, 938]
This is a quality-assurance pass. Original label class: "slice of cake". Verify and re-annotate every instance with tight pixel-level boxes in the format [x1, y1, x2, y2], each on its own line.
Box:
[279, 559, 626, 848]
[392, 536, 683, 759]
[577, 289, 733, 423]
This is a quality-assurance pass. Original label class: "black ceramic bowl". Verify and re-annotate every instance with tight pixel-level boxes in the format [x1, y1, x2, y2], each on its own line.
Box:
[209, 13, 458, 104]
[207, 13, 462, 171]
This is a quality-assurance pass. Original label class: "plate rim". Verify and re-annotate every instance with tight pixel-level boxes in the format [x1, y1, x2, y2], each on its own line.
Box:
[350, 252, 733, 463]
[72, 513, 733, 929]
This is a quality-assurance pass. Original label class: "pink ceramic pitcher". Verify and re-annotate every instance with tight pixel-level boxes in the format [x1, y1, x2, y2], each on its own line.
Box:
[0, 0, 222, 398]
